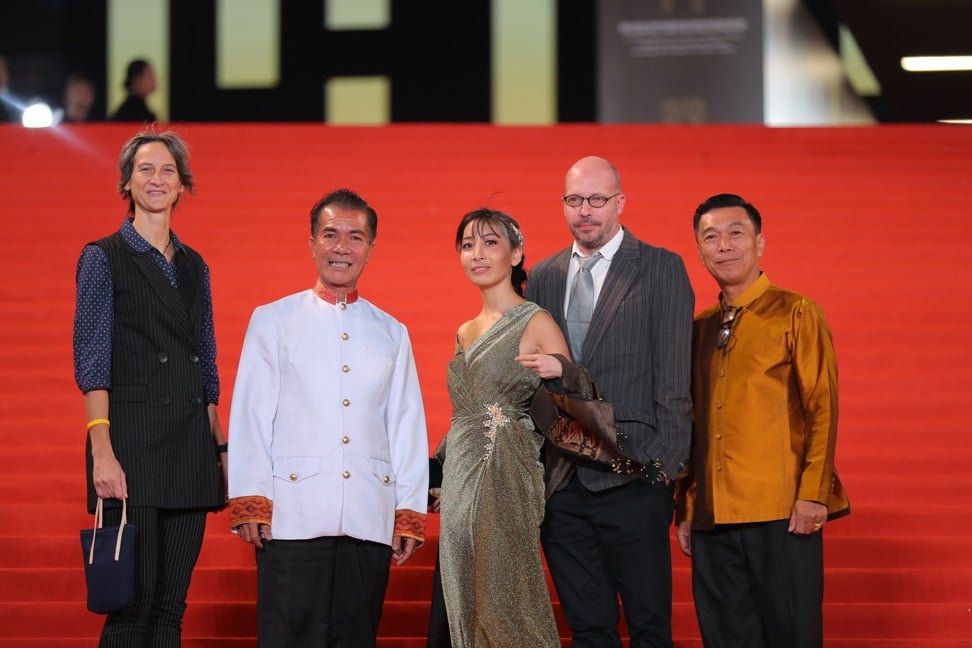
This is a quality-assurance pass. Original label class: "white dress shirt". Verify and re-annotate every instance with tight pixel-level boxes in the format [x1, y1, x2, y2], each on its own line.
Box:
[564, 226, 626, 315]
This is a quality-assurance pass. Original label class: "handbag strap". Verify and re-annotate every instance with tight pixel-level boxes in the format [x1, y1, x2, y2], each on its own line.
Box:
[114, 498, 128, 561]
[87, 498, 129, 564]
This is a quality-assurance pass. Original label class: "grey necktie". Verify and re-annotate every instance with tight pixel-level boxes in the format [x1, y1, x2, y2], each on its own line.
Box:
[565, 252, 602, 363]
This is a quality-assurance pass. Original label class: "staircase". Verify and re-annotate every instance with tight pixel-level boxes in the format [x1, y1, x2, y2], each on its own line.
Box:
[1, 123, 970, 646]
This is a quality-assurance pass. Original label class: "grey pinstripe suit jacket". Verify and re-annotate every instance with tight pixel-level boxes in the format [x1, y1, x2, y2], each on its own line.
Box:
[527, 229, 694, 491]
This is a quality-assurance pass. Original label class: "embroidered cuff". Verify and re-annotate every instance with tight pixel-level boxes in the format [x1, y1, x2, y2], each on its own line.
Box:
[394, 508, 427, 544]
[228, 495, 273, 529]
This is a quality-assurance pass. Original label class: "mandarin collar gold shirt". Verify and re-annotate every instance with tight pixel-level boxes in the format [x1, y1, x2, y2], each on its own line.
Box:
[676, 273, 842, 529]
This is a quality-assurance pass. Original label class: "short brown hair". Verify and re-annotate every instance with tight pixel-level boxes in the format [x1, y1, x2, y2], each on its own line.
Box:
[117, 128, 194, 215]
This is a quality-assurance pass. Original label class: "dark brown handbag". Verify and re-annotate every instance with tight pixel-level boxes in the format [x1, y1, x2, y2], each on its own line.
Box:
[529, 359, 646, 476]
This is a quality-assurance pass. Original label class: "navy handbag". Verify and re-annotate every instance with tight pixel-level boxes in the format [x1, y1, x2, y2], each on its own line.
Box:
[79, 498, 137, 614]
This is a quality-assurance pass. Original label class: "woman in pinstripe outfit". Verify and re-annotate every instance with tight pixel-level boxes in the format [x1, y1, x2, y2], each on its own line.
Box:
[73, 129, 226, 646]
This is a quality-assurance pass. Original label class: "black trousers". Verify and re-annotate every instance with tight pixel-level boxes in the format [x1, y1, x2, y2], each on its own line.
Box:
[256, 535, 392, 648]
[690, 519, 823, 648]
[98, 505, 208, 648]
[425, 552, 451, 648]
[541, 474, 676, 648]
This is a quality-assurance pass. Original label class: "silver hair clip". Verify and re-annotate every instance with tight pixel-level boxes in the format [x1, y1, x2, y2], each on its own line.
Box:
[509, 223, 524, 247]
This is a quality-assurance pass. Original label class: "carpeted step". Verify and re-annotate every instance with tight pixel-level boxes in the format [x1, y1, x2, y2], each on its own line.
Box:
[3, 601, 641, 642]
[12, 494, 971, 541]
[3, 640, 972, 648]
[3, 600, 968, 642]
[7, 531, 970, 571]
[10, 564, 968, 608]
[3, 123, 972, 647]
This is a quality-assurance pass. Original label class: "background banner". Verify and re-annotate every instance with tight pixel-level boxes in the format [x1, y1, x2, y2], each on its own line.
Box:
[598, 0, 763, 123]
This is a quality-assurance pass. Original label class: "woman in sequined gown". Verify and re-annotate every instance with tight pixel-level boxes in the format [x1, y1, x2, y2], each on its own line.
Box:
[435, 208, 572, 648]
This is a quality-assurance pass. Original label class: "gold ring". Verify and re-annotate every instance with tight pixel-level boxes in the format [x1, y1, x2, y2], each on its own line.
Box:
[812, 522, 822, 532]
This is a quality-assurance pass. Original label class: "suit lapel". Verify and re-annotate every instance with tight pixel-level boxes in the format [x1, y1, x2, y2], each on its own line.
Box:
[130, 250, 197, 345]
[548, 249, 572, 329]
[582, 232, 639, 359]
[175, 251, 201, 328]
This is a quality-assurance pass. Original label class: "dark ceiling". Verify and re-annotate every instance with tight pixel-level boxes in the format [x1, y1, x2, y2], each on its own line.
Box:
[810, 0, 972, 122]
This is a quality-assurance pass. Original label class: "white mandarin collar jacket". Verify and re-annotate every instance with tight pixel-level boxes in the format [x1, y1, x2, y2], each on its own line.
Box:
[228, 290, 429, 544]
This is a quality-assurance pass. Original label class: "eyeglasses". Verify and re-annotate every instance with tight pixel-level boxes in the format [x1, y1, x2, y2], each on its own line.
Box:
[716, 306, 740, 350]
[563, 193, 621, 208]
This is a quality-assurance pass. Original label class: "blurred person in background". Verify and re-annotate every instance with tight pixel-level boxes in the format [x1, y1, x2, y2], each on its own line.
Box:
[62, 73, 96, 122]
[111, 58, 157, 123]
[0, 55, 17, 122]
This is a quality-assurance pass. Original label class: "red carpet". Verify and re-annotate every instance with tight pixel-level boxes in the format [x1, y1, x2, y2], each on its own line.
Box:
[1, 123, 970, 646]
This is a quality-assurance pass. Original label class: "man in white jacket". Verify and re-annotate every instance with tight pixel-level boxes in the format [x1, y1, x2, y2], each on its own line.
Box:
[228, 188, 429, 647]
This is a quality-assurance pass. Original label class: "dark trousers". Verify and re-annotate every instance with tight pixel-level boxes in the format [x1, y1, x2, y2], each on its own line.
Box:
[425, 552, 451, 648]
[540, 474, 675, 648]
[256, 535, 392, 648]
[690, 520, 823, 648]
[98, 505, 208, 648]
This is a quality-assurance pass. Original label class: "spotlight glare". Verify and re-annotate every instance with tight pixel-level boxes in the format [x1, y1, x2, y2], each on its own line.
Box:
[22, 101, 54, 128]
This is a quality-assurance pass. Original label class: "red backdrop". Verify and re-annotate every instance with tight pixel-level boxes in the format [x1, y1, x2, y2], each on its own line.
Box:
[4, 123, 969, 454]
[1, 123, 970, 644]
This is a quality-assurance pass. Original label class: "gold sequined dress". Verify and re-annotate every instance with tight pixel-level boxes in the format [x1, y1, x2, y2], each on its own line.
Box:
[438, 301, 559, 648]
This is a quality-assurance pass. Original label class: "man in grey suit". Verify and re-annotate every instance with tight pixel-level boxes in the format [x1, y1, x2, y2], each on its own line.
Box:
[528, 156, 694, 648]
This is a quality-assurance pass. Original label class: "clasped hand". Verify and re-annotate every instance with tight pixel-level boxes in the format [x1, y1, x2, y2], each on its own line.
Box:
[515, 353, 563, 379]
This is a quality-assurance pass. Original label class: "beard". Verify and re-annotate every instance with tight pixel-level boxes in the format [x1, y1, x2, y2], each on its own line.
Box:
[570, 220, 612, 251]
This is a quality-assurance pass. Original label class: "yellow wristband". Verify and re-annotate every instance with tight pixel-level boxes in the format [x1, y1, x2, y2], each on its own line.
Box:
[86, 418, 110, 430]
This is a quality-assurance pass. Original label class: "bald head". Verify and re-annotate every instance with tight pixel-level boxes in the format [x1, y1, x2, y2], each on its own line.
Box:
[562, 155, 625, 254]
[565, 156, 622, 193]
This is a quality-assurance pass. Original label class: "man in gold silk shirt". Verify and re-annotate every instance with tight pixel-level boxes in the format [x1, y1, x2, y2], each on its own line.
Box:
[675, 194, 849, 648]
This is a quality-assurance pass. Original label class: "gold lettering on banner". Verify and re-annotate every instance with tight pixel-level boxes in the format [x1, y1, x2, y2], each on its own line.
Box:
[661, 97, 707, 123]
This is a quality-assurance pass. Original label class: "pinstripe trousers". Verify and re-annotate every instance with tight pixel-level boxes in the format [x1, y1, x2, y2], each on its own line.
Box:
[98, 505, 208, 648]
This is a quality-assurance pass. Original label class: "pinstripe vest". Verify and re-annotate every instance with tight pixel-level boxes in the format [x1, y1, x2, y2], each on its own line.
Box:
[85, 232, 223, 512]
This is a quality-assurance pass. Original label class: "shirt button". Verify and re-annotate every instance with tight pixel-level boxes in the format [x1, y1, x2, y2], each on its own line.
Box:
[191, 396, 202, 405]
[715, 463, 723, 471]
[342, 365, 350, 373]
[289, 473, 298, 481]
[716, 401, 723, 409]
[341, 332, 349, 341]
[343, 471, 351, 479]
[339, 303, 347, 310]
[189, 354, 200, 363]
[719, 369, 725, 377]
[343, 399, 350, 407]
[715, 432, 722, 439]
[382, 475, 390, 484]
[342, 436, 350, 444]
[158, 353, 168, 363]
[160, 396, 171, 405]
